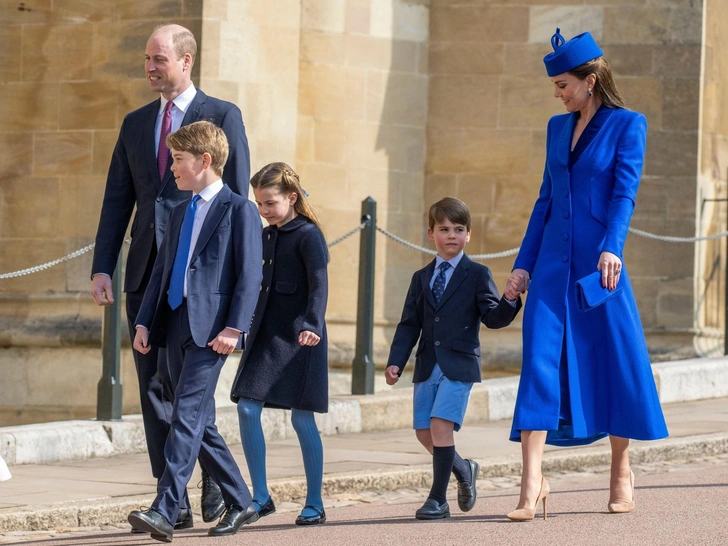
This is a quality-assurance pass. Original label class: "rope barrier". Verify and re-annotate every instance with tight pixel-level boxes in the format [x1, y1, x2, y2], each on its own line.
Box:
[2, 222, 727, 279]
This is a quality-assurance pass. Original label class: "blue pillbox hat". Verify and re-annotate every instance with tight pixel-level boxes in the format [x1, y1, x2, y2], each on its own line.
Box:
[543, 28, 603, 77]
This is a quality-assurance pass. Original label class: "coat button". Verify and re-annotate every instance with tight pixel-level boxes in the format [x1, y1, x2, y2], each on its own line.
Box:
[150, 222, 155, 228]
[156, 196, 162, 202]
[435, 341, 441, 347]
[562, 211, 569, 219]
[434, 317, 440, 323]
[561, 233, 569, 241]
[561, 255, 568, 262]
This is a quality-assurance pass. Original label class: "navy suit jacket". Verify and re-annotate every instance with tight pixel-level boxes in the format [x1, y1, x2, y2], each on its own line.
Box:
[136, 185, 263, 349]
[91, 89, 251, 294]
[387, 255, 522, 383]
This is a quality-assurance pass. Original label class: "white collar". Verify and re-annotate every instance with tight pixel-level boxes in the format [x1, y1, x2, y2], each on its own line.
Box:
[159, 84, 197, 115]
[195, 179, 224, 202]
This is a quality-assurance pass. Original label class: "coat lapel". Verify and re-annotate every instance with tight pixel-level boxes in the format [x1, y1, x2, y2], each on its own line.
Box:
[556, 113, 577, 167]
[190, 185, 231, 262]
[421, 259, 436, 308]
[436, 256, 470, 309]
[144, 99, 162, 189]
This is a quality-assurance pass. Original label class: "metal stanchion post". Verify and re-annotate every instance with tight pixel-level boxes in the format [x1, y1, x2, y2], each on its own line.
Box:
[352, 197, 376, 395]
[97, 257, 123, 420]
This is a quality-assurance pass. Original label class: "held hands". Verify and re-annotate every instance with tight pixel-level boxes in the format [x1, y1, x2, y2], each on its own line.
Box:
[208, 327, 241, 355]
[505, 268, 530, 301]
[298, 330, 321, 347]
[90, 274, 114, 306]
[133, 326, 151, 354]
[598, 251, 623, 291]
[385, 365, 400, 386]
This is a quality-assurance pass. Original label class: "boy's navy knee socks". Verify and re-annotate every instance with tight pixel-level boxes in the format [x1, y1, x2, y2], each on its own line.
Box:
[452, 451, 472, 483]
[429, 445, 456, 504]
[291, 409, 324, 516]
[237, 398, 270, 507]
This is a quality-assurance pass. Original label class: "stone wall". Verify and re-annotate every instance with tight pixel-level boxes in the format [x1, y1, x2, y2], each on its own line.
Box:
[425, 0, 704, 361]
[294, 0, 430, 366]
[696, 0, 728, 357]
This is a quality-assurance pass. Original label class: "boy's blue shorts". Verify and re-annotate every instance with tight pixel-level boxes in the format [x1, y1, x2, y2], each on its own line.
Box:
[413, 364, 473, 432]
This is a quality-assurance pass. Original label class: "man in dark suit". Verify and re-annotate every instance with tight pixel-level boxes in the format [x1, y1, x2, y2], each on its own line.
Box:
[90, 23, 249, 528]
[130, 121, 263, 542]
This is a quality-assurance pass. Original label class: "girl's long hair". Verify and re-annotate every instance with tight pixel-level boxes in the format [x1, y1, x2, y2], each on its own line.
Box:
[250, 162, 324, 233]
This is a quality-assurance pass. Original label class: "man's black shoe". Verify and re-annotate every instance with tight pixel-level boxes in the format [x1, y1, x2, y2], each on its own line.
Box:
[457, 459, 480, 512]
[415, 498, 450, 520]
[128, 508, 173, 543]
[253, 497, 277, 518]
[207, 504, 260, 536]
[200, 471, 225, 523]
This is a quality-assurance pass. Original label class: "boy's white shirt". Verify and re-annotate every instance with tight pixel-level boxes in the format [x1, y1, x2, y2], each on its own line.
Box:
[0, 454, 11, 481]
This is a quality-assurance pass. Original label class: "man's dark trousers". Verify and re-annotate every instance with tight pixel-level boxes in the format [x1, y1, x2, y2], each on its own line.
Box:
[152, 302, 252, 524]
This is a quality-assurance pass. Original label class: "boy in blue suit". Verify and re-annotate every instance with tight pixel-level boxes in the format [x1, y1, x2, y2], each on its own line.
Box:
[385, 197, 522, 520]
[129, 121, 263, 542]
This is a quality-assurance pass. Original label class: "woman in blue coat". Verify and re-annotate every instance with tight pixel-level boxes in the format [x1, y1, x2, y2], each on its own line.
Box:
[231, 163, 329, 525]
[504, 29, 668, 521]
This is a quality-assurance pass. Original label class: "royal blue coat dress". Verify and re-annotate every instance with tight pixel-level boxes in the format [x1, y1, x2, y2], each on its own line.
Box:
[230, 215, 329, 413]
[510, 106, 668, 446]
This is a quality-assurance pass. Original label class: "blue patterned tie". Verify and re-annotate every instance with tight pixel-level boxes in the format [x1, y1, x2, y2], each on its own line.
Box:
[167, 195, 201, 310]
[432, 262, 451, 305]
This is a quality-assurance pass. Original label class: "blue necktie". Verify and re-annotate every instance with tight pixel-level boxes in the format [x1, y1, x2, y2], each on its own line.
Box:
[168, 195, 201, 310]
[432, 262, 451, 305]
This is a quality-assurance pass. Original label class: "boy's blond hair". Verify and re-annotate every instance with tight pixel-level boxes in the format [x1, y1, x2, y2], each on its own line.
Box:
[166, 121, 229, 177]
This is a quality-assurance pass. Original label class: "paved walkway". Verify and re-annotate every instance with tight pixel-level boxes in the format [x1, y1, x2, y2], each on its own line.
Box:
[1, 398, 726, 518]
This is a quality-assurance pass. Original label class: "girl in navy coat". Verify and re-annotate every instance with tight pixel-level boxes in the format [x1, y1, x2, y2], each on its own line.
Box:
[231, 162, 329, 525]
[505, 30, 668, 520]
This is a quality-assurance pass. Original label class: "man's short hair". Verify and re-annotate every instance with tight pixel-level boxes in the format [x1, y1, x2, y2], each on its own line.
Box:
[428, 197, 472, 231]
[166, 121, 229, 177]
[153, 24, 197, 65]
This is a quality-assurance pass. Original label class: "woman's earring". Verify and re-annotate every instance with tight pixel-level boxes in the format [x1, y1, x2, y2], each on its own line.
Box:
[588, 88, 593, 97]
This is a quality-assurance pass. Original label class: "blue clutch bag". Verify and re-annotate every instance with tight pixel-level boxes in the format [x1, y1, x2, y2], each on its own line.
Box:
[575, 271, 623, 312]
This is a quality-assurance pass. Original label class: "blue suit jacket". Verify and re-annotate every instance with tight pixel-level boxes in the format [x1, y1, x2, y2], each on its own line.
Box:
[91, 89, 251, 293]
[387, 255, 521, 384]
[136, 185, 263, 349]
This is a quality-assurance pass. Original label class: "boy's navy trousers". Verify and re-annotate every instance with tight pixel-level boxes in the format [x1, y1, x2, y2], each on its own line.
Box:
[151, 301, 252, 524]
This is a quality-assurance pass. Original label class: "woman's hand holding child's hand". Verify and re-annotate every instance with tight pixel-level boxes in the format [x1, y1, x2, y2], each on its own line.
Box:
[298, 330, 321, 346]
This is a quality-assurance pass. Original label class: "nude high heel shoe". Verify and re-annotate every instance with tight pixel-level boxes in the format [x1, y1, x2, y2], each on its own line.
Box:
[608, 470, 635, 513]
[507, 476, 550, 521]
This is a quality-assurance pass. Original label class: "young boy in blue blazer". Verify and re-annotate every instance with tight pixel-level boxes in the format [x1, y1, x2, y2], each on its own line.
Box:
[129, 121, 263, 542]
[385, 197, 522, 520]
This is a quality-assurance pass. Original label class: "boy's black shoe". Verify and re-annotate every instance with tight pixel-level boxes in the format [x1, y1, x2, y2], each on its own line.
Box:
[131, 507, 193, 533]
[128, 508, 173, 543]
[415, 498, 451, 520]
[207, 504, 260, 536]
[457, 459, 480, 512]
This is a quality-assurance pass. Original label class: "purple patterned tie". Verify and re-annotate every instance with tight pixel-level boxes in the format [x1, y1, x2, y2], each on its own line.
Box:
[157, 100, 174, 181]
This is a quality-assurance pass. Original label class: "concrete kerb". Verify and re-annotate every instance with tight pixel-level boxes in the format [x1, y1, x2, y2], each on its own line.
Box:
[2, 431, 727, 533]
[1, 357, 727, 466]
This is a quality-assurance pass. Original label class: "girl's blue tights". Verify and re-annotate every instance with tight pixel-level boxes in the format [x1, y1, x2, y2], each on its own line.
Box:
[237, 398, 324, 517]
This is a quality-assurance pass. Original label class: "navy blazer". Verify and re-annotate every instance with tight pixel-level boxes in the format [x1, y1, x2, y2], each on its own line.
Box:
[387, 255, 522, 383]
[91, 89, 251, 293]
[136, 185, 263, 349]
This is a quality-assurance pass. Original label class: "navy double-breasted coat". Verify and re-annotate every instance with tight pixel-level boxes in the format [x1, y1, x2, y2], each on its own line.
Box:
[231, 215, 329, 413]
[510, 107, 668, 446]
